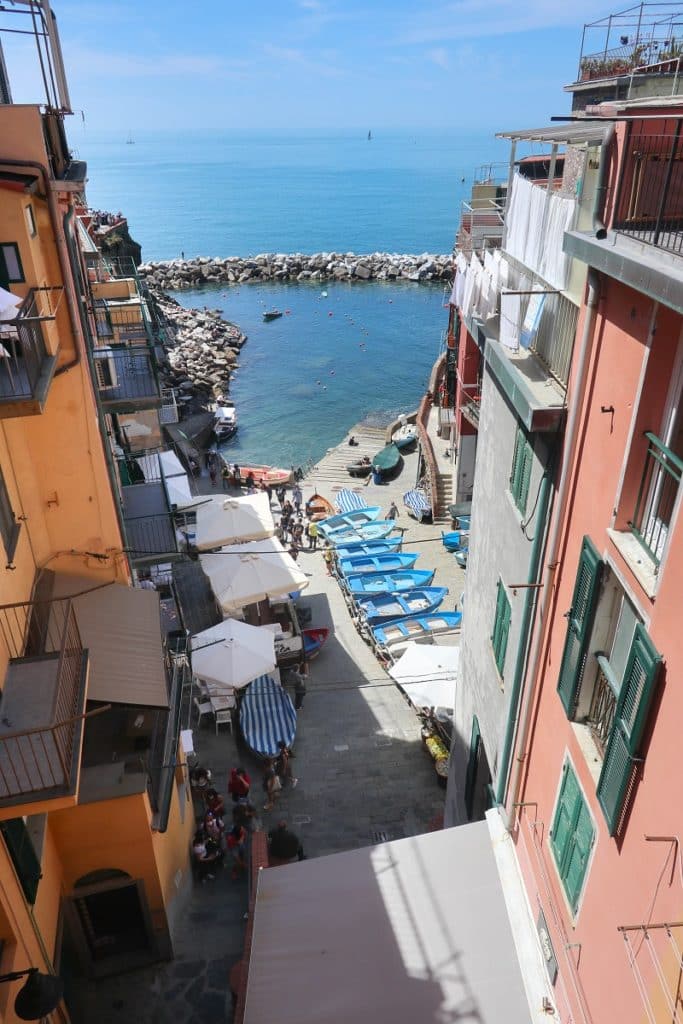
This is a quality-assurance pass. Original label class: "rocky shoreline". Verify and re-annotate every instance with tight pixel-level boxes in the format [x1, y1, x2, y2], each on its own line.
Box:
[139, 251, 452, 290]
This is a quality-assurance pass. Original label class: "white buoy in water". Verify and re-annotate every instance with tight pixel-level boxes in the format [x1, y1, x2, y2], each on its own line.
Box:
[321, 291, 328, 297]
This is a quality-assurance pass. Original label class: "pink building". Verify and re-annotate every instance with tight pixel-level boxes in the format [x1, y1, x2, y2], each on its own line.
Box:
[509, 104, 683, 1021]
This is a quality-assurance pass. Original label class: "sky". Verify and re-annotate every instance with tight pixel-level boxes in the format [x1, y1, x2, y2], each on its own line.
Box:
[1, 0, 617, 134]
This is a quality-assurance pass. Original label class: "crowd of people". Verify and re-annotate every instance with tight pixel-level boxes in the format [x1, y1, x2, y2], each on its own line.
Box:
[190, 750, 305, 883]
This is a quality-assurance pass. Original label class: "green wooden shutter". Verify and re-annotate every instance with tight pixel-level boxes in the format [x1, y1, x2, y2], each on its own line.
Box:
[510, 427, 533, 514]
[0, 818, 42, 904]
[510, 429, 524, 494]
[464, 716, 481, 819]
[597, 625, 661, 836]
[557, 537, 604, 717]
[492, 581, 511, 677]
[519, 442, 532, 514]
[550, 762, 595, 912]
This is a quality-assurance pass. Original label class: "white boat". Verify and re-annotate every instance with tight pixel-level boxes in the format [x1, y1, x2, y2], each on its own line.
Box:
[213, 400, 237, 442]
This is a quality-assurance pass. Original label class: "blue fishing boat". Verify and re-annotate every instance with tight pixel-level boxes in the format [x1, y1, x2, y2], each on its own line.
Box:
[239, 675, 296, 757]
[334, 538, 402, 559]
[317, 507, 382, 538]
[356, 587, 449, 625]
[345, 569, 435, 595]
[372, 611, 462, 648]
[326, 521, 396, 545]
[442, 530, 468, 552]
[339, 552, 419, 576]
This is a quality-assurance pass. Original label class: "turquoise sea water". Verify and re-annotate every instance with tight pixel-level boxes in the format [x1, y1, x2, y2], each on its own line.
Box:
[80, 131, 498, 462]
[178, 280, 446, 468]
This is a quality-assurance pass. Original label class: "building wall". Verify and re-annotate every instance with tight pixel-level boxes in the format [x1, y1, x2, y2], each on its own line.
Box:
[151, 769, 196, 938]
[445, 360, 555, 825]
[514, 277, 683, 1022]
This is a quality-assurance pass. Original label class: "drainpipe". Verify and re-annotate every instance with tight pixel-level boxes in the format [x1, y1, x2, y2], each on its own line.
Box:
[592, 123, 616, 240]
[503, 268, 601, 819]
[495, 446, 556, 807]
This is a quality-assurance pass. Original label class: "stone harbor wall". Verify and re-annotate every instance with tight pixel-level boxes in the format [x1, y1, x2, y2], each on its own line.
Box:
[139, 252, 453, 290]
[151, 288, 247, 403]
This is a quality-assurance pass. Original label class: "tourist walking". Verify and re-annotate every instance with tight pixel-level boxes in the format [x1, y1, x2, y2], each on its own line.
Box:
[292, 483, 303, 512]
[323, 541, 334, 576]
[268, 821, 305, 862]
[226, 824, 248, 879]
[262, 759, 281, 811]
[209, 455, 217, 488]
[288, 662, 307, 710]
[307, 518, 318, 550]
[221, 464, 230, 491]
[228, 766, 251, 803]
[276, 739, 298, 788]
[387, 500, 399, 520]
[276, 486, 286, 509]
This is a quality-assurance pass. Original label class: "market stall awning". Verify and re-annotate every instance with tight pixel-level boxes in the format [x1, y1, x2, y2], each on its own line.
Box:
[243, 821, 534, 1024]
[51, 576, 169, 707]
[190, 618, 276, 689]
[195, 493, 275, 549]
[388, 642, 458, 710]
[200, 536, 308, 612]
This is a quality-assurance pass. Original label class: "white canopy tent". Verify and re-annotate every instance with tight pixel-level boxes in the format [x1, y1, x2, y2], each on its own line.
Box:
[190, 618, 276, 689]
[200, 536, 308, 613]
[0, 286, 21, 321]
[388, 642, 458, 709]
[195, 493, 275, 550]
[135, 449, 199, 509]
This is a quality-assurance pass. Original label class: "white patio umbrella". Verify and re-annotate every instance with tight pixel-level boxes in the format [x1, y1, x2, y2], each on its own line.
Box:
[388, 642, 459, 710]
[195, 493, 275, 550]
[0, 287, 20, 322]
[200, 536, 309, 613]
[191, 618, 276, 689]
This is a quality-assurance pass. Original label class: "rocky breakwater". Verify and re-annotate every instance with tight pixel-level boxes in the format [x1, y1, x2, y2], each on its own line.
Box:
[139, 251, 453, 290]
[151, 287, 247, 404]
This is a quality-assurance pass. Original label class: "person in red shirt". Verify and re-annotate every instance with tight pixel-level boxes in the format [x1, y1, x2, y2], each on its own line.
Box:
[228, 767, 251, 803]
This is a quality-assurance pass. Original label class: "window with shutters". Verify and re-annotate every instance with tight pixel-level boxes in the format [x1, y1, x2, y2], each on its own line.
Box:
[0, 466, 19, 563]
[550, 760, 595, 914]
[557, 540, 663, 837]
[491, 579, 511, 680]
[464, 716, 492, 821]
[509, 425, 533, 515]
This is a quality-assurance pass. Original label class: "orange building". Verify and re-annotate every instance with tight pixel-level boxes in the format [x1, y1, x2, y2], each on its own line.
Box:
[0, 6, 193, 1021]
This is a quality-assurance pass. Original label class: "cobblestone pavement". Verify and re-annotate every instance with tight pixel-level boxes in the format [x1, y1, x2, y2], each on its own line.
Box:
[72, 443, 450, 1024]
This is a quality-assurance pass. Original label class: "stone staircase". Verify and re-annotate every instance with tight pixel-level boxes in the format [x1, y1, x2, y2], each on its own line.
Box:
[433, 472, 453, 524]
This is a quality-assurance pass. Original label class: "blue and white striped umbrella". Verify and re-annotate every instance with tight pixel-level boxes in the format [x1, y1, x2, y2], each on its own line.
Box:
[240, 675, 297, 757]
[336, 489, 368, 514]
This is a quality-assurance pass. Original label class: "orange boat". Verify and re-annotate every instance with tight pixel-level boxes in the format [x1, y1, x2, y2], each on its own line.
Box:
[237, 464, 292, 486]
[305, 492, 335, 521]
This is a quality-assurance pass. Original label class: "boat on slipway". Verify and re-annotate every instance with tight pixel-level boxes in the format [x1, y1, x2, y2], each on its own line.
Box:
[371, 611, 462, 650]
[345, 569, 436, 597]
[213, 399, 238, 442]
[305, 493, 335, 521]
[303, 627, 330, 659]
[240, 675, 297, 757]
[347, 458, 372, 478]
[325, 521, 396, 546]
[317, 507, 382, 536]
[231, 463, 292, 486]
[355, 587, 449, 626]
[338, 552, 419, 577]
[372, 442, 402, 480]
[334, 538, 402, 559]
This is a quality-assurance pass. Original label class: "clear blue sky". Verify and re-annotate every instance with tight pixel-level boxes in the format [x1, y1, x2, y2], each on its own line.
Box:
[4, 0, 613, 134]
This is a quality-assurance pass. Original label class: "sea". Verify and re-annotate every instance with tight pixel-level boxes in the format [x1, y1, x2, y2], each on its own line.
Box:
[80, 131, 502, 466]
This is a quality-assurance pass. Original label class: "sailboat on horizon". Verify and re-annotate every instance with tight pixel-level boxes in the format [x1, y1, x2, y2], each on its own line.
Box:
[367, 130, 372, 141]
[126, 130, 135, 145]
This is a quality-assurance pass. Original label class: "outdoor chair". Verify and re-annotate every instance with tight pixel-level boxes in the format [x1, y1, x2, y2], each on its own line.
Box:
[193, 696, 214, 727]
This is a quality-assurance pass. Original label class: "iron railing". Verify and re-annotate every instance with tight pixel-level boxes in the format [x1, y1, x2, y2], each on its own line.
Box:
[614, 119, 683, 256]
[530, 291, 578, 388]
[124, 511, 180, 562]
[589, 657, 618, 752]
[0, 289, 51, 404]
[0, 597, 85, 798]
[629, 431, 683, 565]
[460, 384, 481, 428]
[93, 344, 160, 405]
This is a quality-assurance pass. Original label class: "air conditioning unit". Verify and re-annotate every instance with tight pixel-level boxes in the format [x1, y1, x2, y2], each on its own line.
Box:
[93, 349, 118, 389]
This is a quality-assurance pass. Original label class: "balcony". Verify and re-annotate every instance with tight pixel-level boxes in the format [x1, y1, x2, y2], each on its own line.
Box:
[588, 658, 617, 753]
[0, 288, 60, 418]
[460, 384, 481, 429]
[93, 344, 161, 413]
[628, 431, 682, 566]
[93, 299, 150, 345]
[120, 454, 182, 566]
[0, 597, 88, 815]
[613, 119, 683, 258]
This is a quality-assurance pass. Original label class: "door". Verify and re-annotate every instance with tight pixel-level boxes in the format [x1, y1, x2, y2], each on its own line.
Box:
[66, 877, 159, 978]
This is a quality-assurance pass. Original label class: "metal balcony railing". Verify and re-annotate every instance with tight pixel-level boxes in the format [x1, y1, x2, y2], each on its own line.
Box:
[589, 657, 618, 752]
[0, 289, 56, 404]
[614, 119, 683, 256]
[460, 384, 481, 428]
[93, 344, 160, 408]
[629, 431, 683, 565]
[0, 597, 86, 800]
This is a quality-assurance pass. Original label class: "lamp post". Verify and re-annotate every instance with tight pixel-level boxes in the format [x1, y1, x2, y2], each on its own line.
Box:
[0, 967, 63, 1021]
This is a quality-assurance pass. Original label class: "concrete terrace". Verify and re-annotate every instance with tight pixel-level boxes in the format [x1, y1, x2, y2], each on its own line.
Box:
[73, 411, 464, 1024]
